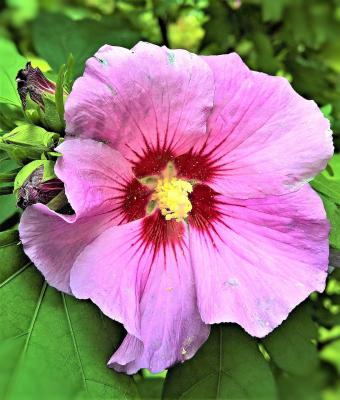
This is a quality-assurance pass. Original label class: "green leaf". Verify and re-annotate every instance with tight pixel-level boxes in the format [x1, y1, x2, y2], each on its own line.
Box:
[136, 377, 164, 400]
[0, 156, 20, 227]
[0, 171, 19, 182]
[0, 187, 14, 195]
[55, 63, 66, 127]
[311, 155, 340, 249]
[13, 159, 56, 195]
[252, 32, 281, 74]
[64, 54, 75, 92]
[0, 124, 59, 165]
[163, 324, 277, 400]
[320, 339, 340, 375]
[0, 229, 27, 283]
[0, 38, 26, 107]
[275, 366, 332, 400]
[263, 304, 319, 376]
[0, 103, 24, 131]
[32, 13, 141, 78]
[321, 104, 333, 119]
[311, 155, 340, 205]
[261, 0, 285, 22]
[0, 233, 139, 400]
[321, 195, 340, 250]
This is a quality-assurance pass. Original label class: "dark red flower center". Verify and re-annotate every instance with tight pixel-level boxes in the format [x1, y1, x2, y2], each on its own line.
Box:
[119, 147, 221, 253]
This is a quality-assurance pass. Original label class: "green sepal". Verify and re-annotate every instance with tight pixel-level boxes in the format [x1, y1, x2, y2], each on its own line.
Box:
[13, 160, 56, 195]
[55, 64, 66, 128]
[47, 190, 68, 211]
[37, 92, 66, 133]
[0, 124, 59, 165]
[64, 53, 75, 92]
[22, 82, 68, 134]
[24, 107, 40, 126]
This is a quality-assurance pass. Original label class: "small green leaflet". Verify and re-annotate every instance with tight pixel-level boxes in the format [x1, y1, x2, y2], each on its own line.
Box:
[311, 154, 340, 249]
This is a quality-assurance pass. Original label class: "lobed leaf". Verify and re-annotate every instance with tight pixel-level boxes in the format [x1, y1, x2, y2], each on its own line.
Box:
[0, 231, 140, 400]
[163, 324, 277, 400]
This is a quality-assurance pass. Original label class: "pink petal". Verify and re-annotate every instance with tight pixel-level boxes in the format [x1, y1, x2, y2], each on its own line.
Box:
[189, 185, 329, 337]
[196, 53, 333, 198]
[70, 213, 209, 373]
[65, 42, 214, 162]
[55, 139, 136, 219]
[19, 138, 141, 293]
[19, 204, 114, 293]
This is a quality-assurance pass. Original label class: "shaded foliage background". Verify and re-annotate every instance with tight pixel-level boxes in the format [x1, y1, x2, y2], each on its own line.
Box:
[1, 0, 340, 399]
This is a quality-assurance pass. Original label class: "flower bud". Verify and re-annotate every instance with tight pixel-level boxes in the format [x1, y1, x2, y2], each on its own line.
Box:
[16, 62, 56, 110]
[14, 160, 64, 209]
[16, 62, 66, 132]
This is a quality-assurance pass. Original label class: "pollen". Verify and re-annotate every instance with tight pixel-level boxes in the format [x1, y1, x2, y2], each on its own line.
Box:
[152, 177, 193, 222]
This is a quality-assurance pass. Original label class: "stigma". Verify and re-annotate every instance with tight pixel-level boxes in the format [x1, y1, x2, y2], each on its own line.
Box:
[152, 177, 193, 222]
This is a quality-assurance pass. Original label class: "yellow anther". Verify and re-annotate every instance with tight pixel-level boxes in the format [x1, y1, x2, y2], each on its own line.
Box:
[152, 177, 193, 222]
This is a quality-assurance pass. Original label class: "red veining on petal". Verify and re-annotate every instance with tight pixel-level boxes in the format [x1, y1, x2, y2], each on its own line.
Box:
[128, 141, 227, 186]
[174, 150, 216, 182]
[188, 184, 221, 232]
[124, 211, 187, 297]
[121, 178, 151, 222]
[140, 211, 186, 265]
[131, 148, 174, 178]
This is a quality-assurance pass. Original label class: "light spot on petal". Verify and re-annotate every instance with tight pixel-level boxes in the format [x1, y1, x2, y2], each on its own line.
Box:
[106, 85, 117, 96]
[295, 282, 305, 288]
[181, 337, 194, 360]
[95, 56, 109, 66]
[167, 51, 176, 65]
[226, 278, 239, 287]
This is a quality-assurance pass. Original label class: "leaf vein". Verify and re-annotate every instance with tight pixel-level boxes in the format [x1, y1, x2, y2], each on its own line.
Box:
[62, 293, 89, 394]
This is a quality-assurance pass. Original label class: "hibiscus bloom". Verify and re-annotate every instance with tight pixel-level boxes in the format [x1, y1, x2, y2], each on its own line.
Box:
[19, 42, 333, 374]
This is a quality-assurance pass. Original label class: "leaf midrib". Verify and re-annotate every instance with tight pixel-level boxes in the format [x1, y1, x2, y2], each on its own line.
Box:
[3, 281, 47, 400]
[62, 293, 89, 394]
[0, 262, 31, 289]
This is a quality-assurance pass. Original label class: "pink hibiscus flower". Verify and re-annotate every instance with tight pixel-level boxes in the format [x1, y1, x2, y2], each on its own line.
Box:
[19, 42, 333, 374]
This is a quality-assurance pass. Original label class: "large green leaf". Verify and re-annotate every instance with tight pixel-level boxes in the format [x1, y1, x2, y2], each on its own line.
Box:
[263, 303, 319, 376]
[0, 229, 27, 283]
[0, 194, 18, 228]
[163, 324, 277, 400]
[0, 39, 26, 107]
[0, 155, 20, 228]
[275, 365, 333, 400]
[32, 13, 141, 78]
[136, 377, 164, 400]
[0, 230, 139, 400]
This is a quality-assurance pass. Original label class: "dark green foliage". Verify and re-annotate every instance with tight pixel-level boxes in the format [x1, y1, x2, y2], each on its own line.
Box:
[32, 12, 141, 78]
[163, 324, 277, 399]
[0, 229, 139, 400]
